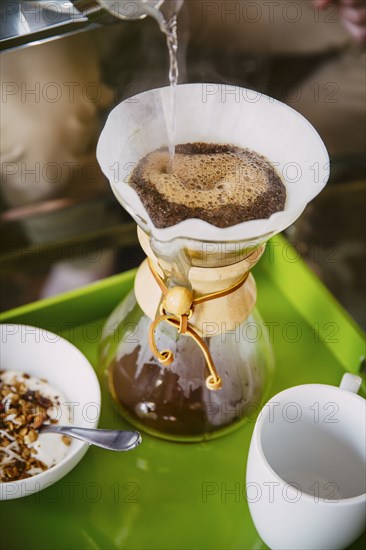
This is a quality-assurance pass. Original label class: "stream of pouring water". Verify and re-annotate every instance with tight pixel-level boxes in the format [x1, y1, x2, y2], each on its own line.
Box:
[144, 4, 179, 172]
[165, 14, 179, 172]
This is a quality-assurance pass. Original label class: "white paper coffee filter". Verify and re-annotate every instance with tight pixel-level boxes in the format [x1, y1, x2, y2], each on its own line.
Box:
[97, 83, 329, 245]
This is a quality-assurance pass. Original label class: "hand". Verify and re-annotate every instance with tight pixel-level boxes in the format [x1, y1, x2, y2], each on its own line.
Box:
[315, 0, 366, 44]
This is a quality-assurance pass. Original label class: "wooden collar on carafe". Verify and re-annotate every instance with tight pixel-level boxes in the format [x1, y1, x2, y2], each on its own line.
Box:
[140, 228, 266, 392]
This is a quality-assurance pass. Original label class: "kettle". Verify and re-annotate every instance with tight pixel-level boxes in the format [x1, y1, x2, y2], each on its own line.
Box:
[0, 0, 183, 52]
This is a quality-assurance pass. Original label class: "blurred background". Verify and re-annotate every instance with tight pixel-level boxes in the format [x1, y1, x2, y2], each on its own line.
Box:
[1, 0, 365, 327]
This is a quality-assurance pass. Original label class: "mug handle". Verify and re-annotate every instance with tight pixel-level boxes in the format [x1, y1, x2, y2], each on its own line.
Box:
[339, 373, 362, 394]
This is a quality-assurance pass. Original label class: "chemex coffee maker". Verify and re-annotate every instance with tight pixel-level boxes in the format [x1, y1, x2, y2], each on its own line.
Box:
[97, 83, 329, 442]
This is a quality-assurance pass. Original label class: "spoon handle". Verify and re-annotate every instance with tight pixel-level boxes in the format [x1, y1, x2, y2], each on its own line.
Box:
[40, 425, 142, 451]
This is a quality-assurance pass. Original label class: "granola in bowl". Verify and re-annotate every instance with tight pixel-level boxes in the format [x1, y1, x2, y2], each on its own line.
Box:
[0, 370, 72, 482]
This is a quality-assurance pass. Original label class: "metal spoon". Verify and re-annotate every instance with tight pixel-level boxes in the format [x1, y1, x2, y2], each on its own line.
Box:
[40, 425, 142, 451]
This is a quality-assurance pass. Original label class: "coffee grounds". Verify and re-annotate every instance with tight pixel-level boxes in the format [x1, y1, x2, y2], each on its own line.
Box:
[129, 143, 286, 228]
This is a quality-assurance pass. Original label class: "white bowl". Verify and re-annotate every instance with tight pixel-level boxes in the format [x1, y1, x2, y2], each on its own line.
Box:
[0, 324, 101, 500]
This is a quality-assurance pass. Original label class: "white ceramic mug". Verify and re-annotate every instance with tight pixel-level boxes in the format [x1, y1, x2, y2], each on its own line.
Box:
[246, 374, 366, 550]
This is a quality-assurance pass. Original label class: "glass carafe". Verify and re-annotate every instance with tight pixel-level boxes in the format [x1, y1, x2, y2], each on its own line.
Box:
[100, 229, 274, 441]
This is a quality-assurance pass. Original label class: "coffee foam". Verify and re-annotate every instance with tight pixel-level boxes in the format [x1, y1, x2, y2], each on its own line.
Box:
[130, 143, 286, 228]
[141, 151, 269, 209]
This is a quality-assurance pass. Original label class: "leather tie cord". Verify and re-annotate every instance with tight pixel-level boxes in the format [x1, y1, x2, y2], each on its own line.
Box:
[147, 258, 250, 391]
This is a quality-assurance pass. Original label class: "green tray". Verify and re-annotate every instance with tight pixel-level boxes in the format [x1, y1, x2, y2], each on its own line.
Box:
[1, 235, 365, 550]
